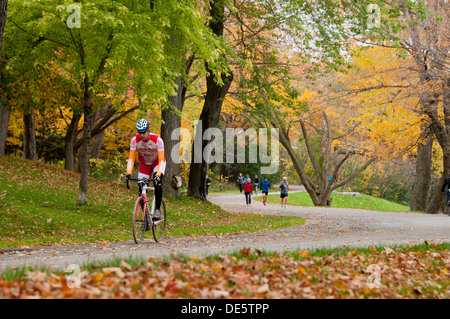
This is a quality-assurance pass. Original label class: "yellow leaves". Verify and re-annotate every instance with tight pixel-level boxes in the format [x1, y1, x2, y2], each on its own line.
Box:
[300, 250, 310, 258]
[298, 89, 315, 102]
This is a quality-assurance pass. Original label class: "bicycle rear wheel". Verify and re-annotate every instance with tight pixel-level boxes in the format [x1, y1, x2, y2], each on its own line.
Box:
[152, 199, 166, 242]
[132, 197, 148, 244]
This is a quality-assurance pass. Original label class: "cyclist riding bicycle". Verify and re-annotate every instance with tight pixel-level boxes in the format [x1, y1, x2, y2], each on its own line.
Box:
[126, 118, 166, 220]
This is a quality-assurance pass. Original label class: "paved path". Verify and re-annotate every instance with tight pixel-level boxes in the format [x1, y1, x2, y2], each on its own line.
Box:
[1, 187, 449, 271]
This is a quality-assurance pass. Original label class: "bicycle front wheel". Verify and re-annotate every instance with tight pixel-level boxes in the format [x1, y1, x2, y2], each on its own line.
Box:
[152, 199, 166, 242]
[132, 197, 148, 244]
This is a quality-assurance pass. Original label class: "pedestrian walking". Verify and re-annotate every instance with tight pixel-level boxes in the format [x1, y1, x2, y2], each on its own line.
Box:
[205, 175, 211, 195]
[260, 177, 271, 206]
[244, 178, 253, 205]
[237, 173, 244, 193]
[280, 176, 289, 208]
[254, 174, 260, 195]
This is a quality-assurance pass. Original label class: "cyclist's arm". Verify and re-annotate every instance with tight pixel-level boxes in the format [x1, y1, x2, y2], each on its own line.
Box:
[156, 150, 164, 176]
[126, 149, 136, 175]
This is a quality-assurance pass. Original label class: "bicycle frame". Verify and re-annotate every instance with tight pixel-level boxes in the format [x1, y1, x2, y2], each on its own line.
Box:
[127, 176, 166, 243]
[135, 181, 155, 222]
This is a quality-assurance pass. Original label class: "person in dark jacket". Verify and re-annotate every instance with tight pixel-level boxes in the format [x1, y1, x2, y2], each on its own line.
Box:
[205, 175, 211, 195]
[237, 173, 245, 193]
[260, 177, 271, 206]
[441, 175, 450, 205]
[254, 175, 260, 195]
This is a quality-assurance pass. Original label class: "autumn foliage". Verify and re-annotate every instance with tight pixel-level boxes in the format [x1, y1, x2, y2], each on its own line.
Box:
[1, 246, 448, 299]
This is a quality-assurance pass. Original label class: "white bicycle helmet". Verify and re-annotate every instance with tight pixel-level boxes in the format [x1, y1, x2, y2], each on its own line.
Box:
[136, 118, 150, 133]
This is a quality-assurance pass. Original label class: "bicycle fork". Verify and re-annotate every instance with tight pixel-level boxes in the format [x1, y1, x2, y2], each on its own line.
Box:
[135, 196, 148, 222]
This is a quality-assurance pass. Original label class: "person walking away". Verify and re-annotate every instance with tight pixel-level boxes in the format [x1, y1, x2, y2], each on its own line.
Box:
[254, 174, 260, 195]
[244, 178, 253, 205]
[126, 119, 166, 221]
[237, 173, 244, 193]
[205, 175, 211, 195]
[280, 176, 289, 208]
[441, 174, 450, 206]
[260, 177, 271, 206]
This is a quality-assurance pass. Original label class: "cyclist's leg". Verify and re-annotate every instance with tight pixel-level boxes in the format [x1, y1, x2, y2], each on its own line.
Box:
[446, 189, 450, 204]
[152, 172, 164, 211]
[138, 170, 151, 196]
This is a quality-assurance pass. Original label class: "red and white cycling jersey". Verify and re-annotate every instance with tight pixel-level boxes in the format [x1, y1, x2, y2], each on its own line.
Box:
[130, 133, 166, 176]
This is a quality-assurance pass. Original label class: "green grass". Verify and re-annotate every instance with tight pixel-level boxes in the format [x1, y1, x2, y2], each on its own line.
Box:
[0, 156, 304, 248]
[254, 190, 411, 212]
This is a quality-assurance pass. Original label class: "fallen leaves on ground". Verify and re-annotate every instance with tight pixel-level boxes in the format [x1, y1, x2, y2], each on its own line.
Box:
[1, 246, 449, 299]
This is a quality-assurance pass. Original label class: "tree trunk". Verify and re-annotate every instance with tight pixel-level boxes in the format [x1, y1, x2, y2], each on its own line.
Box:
[425, 174, 446, 214]
[78, 79, 93, 205]
[0, 0, 7, 79]
[22, 107, 36, 160]
[426, 77, 450, 213]
[0, 0, 8, 156]
[0, 97, 8, 156]
[90, 106, 109, 159]
[187, 0, 233, 200]
[410, 129, 433, 211]
[90, 131, 105, 159]
[161, 76, 184, 198]
[277, 116, 375, 206]
[187, 67, 233, 199]
[64, 110, 81, 171]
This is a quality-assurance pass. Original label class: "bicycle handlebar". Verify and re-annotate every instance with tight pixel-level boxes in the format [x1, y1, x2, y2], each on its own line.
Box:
[125, 176, 157, 190]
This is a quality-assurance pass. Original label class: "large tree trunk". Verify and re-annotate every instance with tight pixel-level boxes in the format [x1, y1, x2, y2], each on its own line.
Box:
[426, 77, 450, 214]
[22, 107, 36, 160]
[161, 77, 184, 198]
[78, 79, 93, 205]
[187, 0, 233, 200]
[425, 174, 446, 214]
[161, 54, 194, 198]
[187, 67, 233, 199]
[410, 129, 433, 211]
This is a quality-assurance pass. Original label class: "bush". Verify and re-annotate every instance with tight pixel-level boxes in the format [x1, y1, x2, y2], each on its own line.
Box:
[89, 152, 127, 182]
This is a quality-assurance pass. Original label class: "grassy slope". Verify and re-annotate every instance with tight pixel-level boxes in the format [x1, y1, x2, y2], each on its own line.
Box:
[255, 189, 411, 212]
[0, 156, 304, 248]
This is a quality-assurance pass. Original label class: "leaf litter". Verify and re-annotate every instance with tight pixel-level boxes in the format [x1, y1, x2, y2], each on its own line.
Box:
[1, 245, 448, 299]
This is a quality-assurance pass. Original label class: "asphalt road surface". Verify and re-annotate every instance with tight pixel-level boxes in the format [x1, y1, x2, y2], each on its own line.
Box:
[1, 187, 449, 271]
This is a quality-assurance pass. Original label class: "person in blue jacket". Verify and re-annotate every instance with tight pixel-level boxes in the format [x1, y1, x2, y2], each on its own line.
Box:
[260, 177, 271, 206]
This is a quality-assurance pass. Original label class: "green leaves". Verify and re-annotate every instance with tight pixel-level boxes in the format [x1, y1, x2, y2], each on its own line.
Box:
[5, 0, 228, 112]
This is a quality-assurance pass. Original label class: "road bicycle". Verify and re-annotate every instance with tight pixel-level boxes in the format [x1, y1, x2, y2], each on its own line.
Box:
[126, 177, 166, 244]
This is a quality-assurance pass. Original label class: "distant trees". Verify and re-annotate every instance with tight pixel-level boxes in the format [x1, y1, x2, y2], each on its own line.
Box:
[1, 0, 448, 211]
